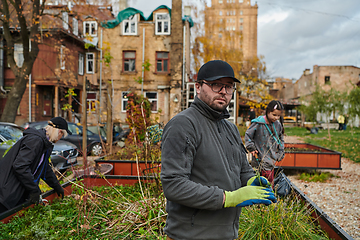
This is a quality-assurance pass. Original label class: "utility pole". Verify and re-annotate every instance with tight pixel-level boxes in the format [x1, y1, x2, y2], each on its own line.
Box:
[82, 77, 88, 169]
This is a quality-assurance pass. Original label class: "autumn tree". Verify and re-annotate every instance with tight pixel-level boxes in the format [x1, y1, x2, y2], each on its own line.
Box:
[0, 0, 43, 122]
[0, 0, 111, 123]
[191, 0, 271, 108]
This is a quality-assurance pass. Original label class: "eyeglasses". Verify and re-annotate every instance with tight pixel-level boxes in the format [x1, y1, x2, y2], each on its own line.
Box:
[202, 82, 235, 95]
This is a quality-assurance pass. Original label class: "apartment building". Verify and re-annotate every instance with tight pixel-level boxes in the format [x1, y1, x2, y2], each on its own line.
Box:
[204, 0, 258, 61]
[100, 3, 192, 124]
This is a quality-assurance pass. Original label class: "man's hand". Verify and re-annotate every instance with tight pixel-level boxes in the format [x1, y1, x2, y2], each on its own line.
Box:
[247, 176, 271, 188]
[28, 192, 40, 204]
[54, 185, 64, 199]
[224, 186, 276, 208]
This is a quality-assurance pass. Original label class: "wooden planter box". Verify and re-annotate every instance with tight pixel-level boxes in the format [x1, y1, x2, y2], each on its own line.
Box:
[94, 159, 161, 177]
[275, 143, 342, 170]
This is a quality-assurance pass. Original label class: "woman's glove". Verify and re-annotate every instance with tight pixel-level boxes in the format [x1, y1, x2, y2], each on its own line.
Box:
[247, 176, 271, 188]
[224, 186, 276, 208]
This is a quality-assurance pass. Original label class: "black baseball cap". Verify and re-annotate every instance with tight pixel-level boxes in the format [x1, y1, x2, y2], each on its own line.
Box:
[197, 60, 240, 83]
[49, 117, 72, 135]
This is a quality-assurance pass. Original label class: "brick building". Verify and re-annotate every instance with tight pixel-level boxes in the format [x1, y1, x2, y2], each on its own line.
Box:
[100, 2, 192, 124]
[0, 4, 113, 125]
[281, 65, 360, 101]
[278, 65, 360, 125]
[204, 0, 258, 61]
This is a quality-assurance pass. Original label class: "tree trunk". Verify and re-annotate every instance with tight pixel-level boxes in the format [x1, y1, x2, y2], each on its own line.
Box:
[0, 70, 32, 122]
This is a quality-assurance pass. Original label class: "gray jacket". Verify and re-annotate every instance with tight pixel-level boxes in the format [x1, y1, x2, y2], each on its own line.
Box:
[244, 116, 285, 171]
[160, 96, 254, 240]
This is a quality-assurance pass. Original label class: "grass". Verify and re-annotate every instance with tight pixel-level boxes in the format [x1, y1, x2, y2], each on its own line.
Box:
[239, 195, 330, 240]
[0, 183, 167, 240]
[285, 127, 360, 163]
[1, 179, 331, 240]
[299, 171, 338, 183]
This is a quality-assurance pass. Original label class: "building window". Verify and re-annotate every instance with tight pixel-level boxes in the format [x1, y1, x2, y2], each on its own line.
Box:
[83, 21, 97, 36]
[14, 43, 24, 67]
[240, 10, 243, 15]
[62, 11, 68, 30]
[60, 45, 65, 70]
[87, 92, 97, 112]
[145, 92, 158, 112]
[122, 91, 130, 112]
[155, 13, 170, 35]
[219, 18, 223, 23]
[239, 25, 243, 30]
[325, 76, 330, 85]
[73, 18, 78, 36]
[219, 11, 222, 16]
[78, 53, 84, 75]
[123, 51, 136, 72]
[240, 18, 243, 23]
[218, 33, 222, 38]
[219, 0, 223, 3]
[156, 52, 169, 73]
[86, 53, 94, 74]
[123, 14, 137, 35]
[239, 0, 243, 2]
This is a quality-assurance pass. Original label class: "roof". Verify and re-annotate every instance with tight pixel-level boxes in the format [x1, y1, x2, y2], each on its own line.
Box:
[101, 5, 194, 29]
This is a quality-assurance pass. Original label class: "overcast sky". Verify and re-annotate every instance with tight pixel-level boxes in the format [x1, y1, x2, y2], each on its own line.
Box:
[127, 0, 360, 80]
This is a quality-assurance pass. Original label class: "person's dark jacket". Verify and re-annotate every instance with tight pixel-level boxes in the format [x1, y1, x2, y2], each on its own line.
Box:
[160, 96, 255, 240]
[0, 128, 61, 210]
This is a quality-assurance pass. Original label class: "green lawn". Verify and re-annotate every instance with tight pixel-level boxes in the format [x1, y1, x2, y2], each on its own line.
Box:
[285, 127, 360, 163]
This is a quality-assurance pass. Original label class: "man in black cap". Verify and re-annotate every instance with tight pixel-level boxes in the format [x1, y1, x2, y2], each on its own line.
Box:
[0, 117, 71, 213]
[160, 60, 276, 240]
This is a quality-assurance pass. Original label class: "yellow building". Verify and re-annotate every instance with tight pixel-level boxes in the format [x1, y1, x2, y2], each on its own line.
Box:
[101, 4, 192, 125]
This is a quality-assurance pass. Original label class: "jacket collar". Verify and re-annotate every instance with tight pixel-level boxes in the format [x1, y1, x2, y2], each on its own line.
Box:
[23, 128, 53, 148]
[191, 96, 230, 121]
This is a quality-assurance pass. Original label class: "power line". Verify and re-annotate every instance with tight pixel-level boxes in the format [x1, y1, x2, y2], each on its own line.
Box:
[258, 1, 360, 22]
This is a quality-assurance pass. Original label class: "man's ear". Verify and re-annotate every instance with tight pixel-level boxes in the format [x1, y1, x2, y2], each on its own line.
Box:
[195, 82, 201, 95]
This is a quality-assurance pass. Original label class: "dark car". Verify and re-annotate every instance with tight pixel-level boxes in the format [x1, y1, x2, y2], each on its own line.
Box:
[88, 122, 130, 145]
[22, 121, 105, 156]
[0, 122, 78, 171]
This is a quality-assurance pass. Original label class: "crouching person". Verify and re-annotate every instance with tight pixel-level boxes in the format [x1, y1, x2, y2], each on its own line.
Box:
[0, 117, 71, 213]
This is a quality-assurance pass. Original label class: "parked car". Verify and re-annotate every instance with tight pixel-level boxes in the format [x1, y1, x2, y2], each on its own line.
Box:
[22, 121, 105, 156]
[0, 122, 78, 171]
[88, 122, 130, 145]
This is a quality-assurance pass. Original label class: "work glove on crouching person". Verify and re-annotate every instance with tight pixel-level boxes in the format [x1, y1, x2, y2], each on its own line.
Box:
[247, 176, 271, 188]
[224, 186, 276, 208]
[27, 191, 41, 204]
[53, 184, 64, 199]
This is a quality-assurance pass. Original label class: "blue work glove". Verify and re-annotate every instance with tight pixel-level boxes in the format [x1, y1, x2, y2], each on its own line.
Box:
[247, 176, 271, 188]
[224, 186, 277, 208]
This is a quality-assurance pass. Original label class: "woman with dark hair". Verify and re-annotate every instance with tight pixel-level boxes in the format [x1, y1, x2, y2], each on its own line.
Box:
[244, 100, 285, 185]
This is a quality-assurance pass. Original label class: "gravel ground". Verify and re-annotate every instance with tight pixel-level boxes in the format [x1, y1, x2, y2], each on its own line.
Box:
[284, 136, 360, 239]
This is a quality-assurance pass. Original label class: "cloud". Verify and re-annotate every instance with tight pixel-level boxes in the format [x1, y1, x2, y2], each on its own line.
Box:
[256, 0, 360, 78]
[127, 0, 360, 79]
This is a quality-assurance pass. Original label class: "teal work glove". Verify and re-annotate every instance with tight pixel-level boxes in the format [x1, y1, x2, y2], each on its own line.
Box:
[224, 186, 277, 208]
[247, 176, 271, 188]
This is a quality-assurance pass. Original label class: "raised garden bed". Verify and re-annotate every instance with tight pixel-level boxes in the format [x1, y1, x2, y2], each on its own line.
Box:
[275, 143, 342, 170]
[94, 158, 161, 177]
[0, 173, 353, 239]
